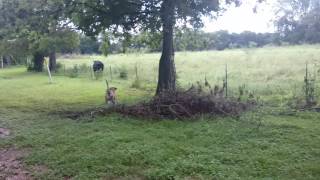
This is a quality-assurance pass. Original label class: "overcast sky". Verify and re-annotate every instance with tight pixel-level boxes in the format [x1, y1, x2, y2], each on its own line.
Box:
[203, 0, 278, 33]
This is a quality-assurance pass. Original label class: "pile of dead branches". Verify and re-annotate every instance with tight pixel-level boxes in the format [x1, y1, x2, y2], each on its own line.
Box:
[58, 87, 256, 120]
[114, 89, 256, 120]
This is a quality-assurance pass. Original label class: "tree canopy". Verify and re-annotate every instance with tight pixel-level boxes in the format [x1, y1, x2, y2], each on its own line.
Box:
[66, 0, 242, 94]
[0, 0, 79, 71]
[276, 0, 320, 44]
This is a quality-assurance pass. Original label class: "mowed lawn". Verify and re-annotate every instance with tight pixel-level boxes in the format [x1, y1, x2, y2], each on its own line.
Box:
[0, 45, 320, 179]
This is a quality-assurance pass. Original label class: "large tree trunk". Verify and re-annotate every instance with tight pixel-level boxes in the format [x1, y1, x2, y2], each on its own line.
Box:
[3, 55, 11, 67]
[33, 52, 44, 72]
[156, 0, 176, 95]
[49, 51, 56, 72]
[0, 55, 3, 68]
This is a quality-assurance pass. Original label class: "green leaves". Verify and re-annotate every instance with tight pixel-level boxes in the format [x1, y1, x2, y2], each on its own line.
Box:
[66, 0, 243, 35]
[100, 32, 110, 57]
[276, 0, 320, 44]
[0, 0, 80, 57]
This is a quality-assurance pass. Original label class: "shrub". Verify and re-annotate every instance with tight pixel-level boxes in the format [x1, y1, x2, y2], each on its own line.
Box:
[68, 64, 79, 78]
[119, 66, 128, 79]
[131, 79, 141, 89]
[55, 62, 63, 72]
[304, 63, 317, 106]
[26, 58, 34, 72]
[79, 63, 90, 73]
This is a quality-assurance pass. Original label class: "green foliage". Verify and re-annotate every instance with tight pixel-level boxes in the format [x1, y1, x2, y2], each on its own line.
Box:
[304, 63, 317, 106]
[99, 32, 110, 57]
[66, 0, 242, 93]
[125, 29, 280, 52]
[63, 63, 93, 78]
[175, 28, 209, 51]
[0, 0, 79, 70]
[131, 64, 142, 89]
[276, 0, 320, 44]
[68, 64, 79, 78]
[129, 31, 162, 52]
[131, 79, 142, 89]
[67, 0, 227, 35]
[55, 62, 63, 72]
[79, 35, 101, 54]
[38, 30, 80, 54]
[119, 66, 128, 80]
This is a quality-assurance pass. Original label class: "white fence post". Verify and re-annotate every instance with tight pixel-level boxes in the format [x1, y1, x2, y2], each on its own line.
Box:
[45, 58, 53, 84]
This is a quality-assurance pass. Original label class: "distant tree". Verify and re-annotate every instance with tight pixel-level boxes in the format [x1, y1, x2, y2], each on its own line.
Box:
[174, 28, 208, 51]
[301, 6, 320, 43]
[128, 31, 162, 52]
[100, 32, 110, 56]
[66, 0, 242, 94]
[120, 30, 279, 52]
[0, 0, 30, 66]
[37, 29, 80, 71]
[0, 0, 79, 72]
[79, 35, 101, 54]
[121, 32, 132, 54]
[276, 0, 320, 44]
[210, 30, 232, 50]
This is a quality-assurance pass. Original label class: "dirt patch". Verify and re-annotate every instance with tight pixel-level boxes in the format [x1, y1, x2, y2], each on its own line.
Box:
[0, 127, 10, 138]
[31, 165, 49, 174]
[0, 148, 31, 180]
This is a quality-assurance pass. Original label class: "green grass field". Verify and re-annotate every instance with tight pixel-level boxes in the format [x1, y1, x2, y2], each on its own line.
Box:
[0, 45, 320, 179]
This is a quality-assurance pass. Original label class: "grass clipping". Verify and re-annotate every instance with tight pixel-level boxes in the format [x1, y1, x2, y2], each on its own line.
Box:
[112, 89, 256, 120]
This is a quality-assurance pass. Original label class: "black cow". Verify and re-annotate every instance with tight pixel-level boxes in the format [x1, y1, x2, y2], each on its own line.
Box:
[93, 61, 104, 72]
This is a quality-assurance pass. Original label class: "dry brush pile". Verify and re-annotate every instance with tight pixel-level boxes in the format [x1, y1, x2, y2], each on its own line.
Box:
[63, 86, 257, 120]
[113, 88, 256, 120]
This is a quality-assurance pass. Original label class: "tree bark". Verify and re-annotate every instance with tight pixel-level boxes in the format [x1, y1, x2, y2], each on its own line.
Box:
[0, 55, 3, 68]
[49, 51, 56, 72]
[0, 55, 3, 69]
[156, 0, 176, 95]
[33, 52, 44, 72]
[3, 55, 11, 66]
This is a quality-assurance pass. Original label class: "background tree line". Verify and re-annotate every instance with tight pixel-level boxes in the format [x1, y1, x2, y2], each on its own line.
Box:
[77, 0, 320, 54]
[275, 0, 320, 44]
[0, 0, 319, 76]
[126, 29, 280, 52]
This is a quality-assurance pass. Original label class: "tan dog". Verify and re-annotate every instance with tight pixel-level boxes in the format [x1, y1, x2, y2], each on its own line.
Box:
[105, 80, 117, 105]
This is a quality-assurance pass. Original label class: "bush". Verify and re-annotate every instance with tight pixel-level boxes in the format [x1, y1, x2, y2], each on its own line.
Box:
[68, 64, 79, 78]
[119, 66, 128, 79]
[79, 63, 90, 73]
[55, 62, 63, 72]
[27, 64, 34, 72]
[131, 79, 141, 89]
[26, 58, 34, 72]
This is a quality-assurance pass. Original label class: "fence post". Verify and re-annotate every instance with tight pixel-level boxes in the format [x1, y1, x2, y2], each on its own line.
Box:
[225, 64, 228, 98]
[135, 63, 139, 81]
[45, 58, 53, 84]
[90, 66, 94, 80]
[109, 66, 113, 81]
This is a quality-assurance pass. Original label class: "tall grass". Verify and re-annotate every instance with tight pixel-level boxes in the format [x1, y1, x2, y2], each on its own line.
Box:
[0, 45, 320, 179]
[58, 45, 320, 104]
